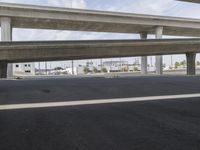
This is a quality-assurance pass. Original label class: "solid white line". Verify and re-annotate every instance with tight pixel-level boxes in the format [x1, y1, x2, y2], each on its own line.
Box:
[0, 93, 200, 110]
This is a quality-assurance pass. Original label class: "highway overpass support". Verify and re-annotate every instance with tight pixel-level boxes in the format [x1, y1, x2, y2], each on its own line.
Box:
[0, 61, 7, 78]
[1, 17, 12, 78]
[155, 26, 163, 75]
[140, 26, 164, 75]
[140, 32, 148, 75]
[186, 52, 196, 75]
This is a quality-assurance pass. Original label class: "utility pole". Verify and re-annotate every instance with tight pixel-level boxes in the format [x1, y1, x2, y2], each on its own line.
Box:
[171, 55, 173, 67]
[70, 1, 74, 76]
[38, 62, 41, 75]
[71, 60, 74, 75]
[45, 61, 48, 75]
[100, 59, 103, 71]
[150, 56, 153, 67]
[120, 57, 122, 72]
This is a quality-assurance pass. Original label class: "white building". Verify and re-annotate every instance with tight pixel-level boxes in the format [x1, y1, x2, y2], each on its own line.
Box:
[13, 63, 35, 76]
[103, 61, 129, 72]
[66, 66, 85, 75]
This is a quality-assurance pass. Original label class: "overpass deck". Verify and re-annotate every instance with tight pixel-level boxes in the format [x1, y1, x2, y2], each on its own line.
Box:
[178, 0, 200, 3]
[0, 38, 199, 62]
[0, 2, 200, 36]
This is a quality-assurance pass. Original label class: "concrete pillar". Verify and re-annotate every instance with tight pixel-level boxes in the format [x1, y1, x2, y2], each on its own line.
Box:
[140, 32, 148, 75]
[186, 52, 196, 75]
[1, 17, 13, 78]
[0, 61, 7, 78]
[155, 26, 163, 75]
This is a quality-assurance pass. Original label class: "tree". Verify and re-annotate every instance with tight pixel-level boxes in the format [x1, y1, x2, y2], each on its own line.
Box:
[175, 62, 180, 69]
[134, 67, 139, 71]
[83, 67, 90, 74]
[54, 67, 63, 70]
[180, 60, 186, 66]
[93, 67, 98, 73]
[101, 67, 108, 73]
[163, 64, 166, 68]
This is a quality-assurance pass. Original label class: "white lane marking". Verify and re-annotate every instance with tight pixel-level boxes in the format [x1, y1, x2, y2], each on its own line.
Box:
[0, 93, 200, 110]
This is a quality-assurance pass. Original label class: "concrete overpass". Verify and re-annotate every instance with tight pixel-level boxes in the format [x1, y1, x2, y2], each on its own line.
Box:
[178, 0, 200, 3]
[1, 2, 200, 36]
[1, 2, 200, 77]
[0, 38, 199, 77]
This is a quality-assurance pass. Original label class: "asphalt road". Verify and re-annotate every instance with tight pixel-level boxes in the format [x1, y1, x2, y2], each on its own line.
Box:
[1, 75, 200, 104]
[1, 76, 200, 150]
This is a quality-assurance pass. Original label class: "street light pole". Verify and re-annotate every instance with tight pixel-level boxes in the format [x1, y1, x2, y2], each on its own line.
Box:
[45, 61, 47, 75]
[72, 60, 74, 75]
[171, 55, 173, 67]
[38, 62, 41, 75]
[100, 59, 103, 71]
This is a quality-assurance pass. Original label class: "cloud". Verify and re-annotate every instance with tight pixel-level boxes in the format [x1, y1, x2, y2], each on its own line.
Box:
[87, 0, 175, 16]
[9, 0, 86, 41]
[0, 0, 24, 3]
[0, 0, 44, 5]
[47, 0, 86, 9]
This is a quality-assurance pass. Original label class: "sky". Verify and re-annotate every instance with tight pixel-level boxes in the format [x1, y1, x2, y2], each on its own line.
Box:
[0, 0, 200, 69]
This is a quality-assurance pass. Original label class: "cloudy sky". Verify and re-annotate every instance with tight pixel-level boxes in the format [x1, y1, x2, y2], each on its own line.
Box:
[0, 0, 200, 69]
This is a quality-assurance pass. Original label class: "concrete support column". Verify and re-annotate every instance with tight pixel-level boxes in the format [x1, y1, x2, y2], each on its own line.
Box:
[186, 52, 196, 75]
[1, 17, 13, 78]
[155, 26, 163, 75]
[0, 61, 7, 78]
[140, 32, 148, 75]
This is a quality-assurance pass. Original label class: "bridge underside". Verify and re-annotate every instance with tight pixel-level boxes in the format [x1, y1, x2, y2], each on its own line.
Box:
[178, 0, 200, 3]
[0, 2, 200, 78]
[0, 38, 199, 77]
[1, 2, 200, 37]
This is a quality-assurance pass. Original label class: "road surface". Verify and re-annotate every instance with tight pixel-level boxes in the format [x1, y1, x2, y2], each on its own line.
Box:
[0, 76, 200, 150]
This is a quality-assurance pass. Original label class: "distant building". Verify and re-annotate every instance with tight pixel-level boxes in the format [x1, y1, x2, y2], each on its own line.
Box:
[13, 63, 35, 76]
[65, 67, 76, 75]
[35, 68, 53, 75]
[128, 64, 140, 72]
[66, 66, 85, 75]
[103, 60, 129, 72]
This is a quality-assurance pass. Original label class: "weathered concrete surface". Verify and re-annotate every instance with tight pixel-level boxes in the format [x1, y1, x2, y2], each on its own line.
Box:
[140, 33, 148, 75]
[0, 38, 200, 63]
[1, 17, 12, 41]
[0, 17, 13, 78]
[186, 52, 196, 75]
[0, 61, 7, 78]
[178, 0, 200, 3]
[1, 2, 200, 36]
[155, 26, 163, 75]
